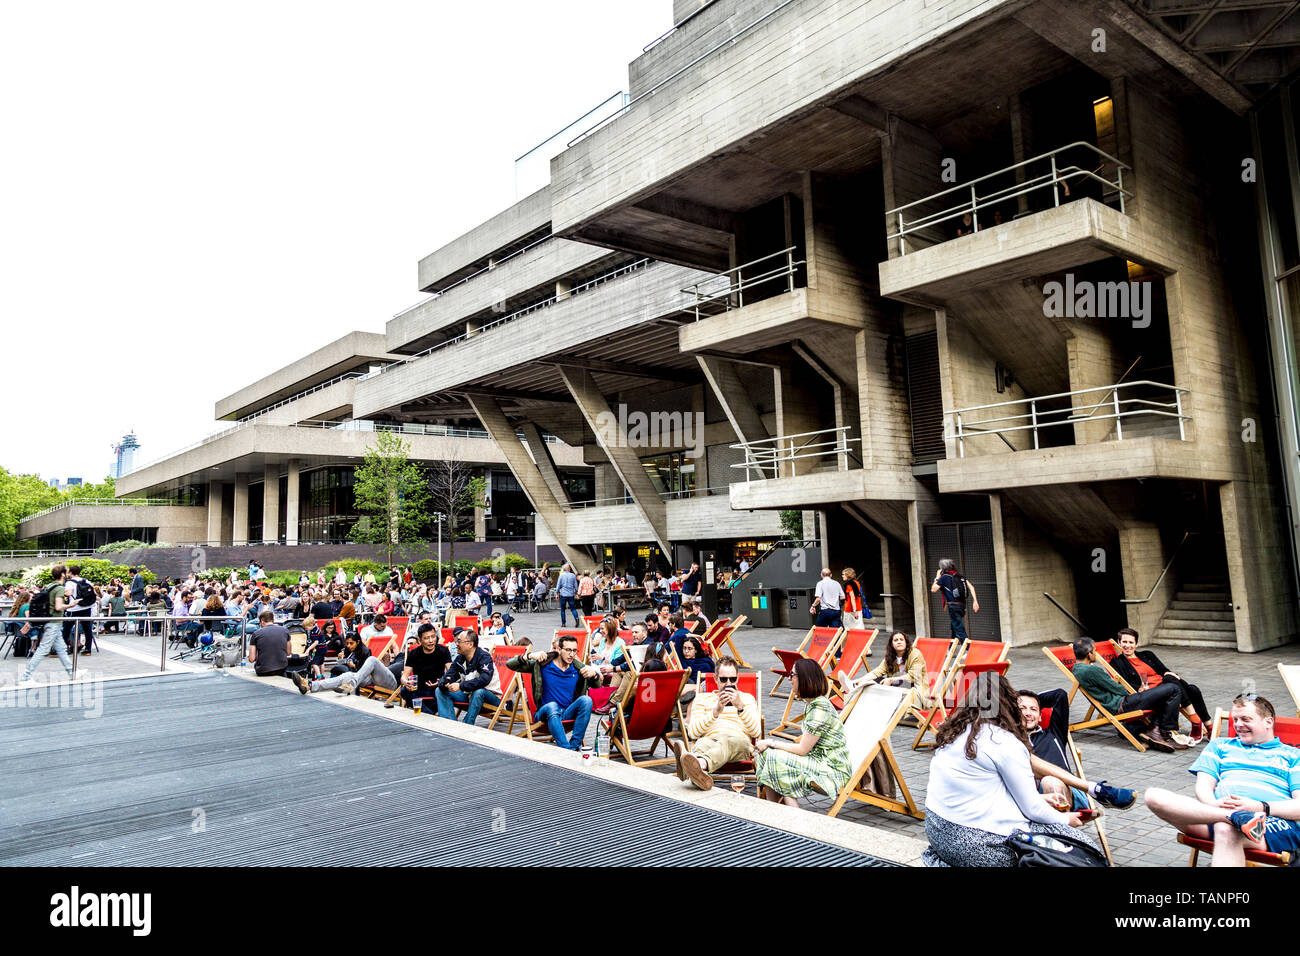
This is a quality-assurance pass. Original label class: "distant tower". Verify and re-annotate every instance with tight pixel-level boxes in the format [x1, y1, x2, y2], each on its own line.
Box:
[111, 431, 140, 478]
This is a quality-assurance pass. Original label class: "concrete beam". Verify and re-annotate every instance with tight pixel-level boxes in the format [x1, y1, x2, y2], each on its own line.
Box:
[632, 195, 736, 236]
[828, 94, 889, 131]
[551, 357, 697, 385]
[557, 366, 672, 555]
[466, 394, 589, 570]
[519, 422, 572, 508]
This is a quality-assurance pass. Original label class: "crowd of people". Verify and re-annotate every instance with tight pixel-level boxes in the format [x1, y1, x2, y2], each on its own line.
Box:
[8, 554, 1297, 870]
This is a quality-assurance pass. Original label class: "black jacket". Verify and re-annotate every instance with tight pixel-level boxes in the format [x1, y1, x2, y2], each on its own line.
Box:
[1111, 649, 1176, 691]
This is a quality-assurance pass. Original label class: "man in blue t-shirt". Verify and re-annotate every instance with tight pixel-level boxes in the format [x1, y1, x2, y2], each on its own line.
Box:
[1144, 695, 1300, 866]
[555, 564, 579, 628]
[506, 633, 602, 750]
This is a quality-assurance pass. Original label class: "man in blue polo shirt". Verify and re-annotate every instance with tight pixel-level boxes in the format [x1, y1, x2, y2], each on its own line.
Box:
[1144, 694, 1300, 866]
[506, 633, 602, 749]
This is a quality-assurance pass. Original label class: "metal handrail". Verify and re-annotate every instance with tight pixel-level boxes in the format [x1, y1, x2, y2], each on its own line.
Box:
[1120, 532, 1198, 605]
[730, 426, 858, 479]
[682, 246, 804, 320]
[377, 257, 651, 375]
[392, 233, 556, 318]
[885, 141, 1133, 256]
[569, 0, 801, 148]
[949, 380, 1190, 457]
[879, 592, 913, 608]
[23, 498, 173, 521]
[1042, 592, 1087, 632]
[566, 486, 731, 509]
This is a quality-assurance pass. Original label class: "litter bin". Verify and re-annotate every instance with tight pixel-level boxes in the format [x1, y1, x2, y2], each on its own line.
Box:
[786, 588, 814, 628]
[746, 587, 778, 628]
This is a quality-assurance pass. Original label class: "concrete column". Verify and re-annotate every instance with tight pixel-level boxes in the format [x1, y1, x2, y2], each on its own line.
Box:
[520, 423, 572, 506]
[1065, 319, 1121, 445]
[474, 505, 486, 542]
[594, 464, 622, 502]
[774, 366, 822, 478]
[232, 474, 249, 547]
[465, 394, 589, 569]
[1118, 521, 1173, 638]
[557, 366, 671, 555]
[284, 459, 300, 546]
[262, 462, 280, 545]
[206, 481, 224, 546]
[556, 279, 573, 301]
[697, 355, 769, 481]
[907, 492, 942, 637]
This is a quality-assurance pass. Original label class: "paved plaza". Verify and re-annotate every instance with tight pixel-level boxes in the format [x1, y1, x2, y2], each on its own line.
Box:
[5, 612, 1300, 866]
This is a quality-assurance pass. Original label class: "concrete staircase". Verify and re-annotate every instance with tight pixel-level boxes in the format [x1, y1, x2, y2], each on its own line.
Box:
[1150, 578, 1236, 649]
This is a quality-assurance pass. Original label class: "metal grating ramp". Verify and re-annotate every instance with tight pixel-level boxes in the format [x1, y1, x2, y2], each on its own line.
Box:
[0, 673, 893, 866]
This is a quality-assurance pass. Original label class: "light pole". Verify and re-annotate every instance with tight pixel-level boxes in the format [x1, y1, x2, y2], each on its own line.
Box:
[531, 511, 538, 568]
[435, 513, 444, 581]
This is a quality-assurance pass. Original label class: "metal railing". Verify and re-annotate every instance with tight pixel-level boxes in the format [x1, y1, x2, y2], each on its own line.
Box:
[0, 548, 103, 560]
[1120, 531, 1198, 605]
[23, 498, 173, 521]
[5, 614, 249, 679]
[298, 419, 561, 444]
[948, 380, 1190, 458]
[1042, 593, 1087, 632]
[885, 141, 1133, 257]
[391, 233, 556, 318]
[730, 426, 859, 480]
[682, 246, 804, 321]
[236, 370, 372, 424]
[376, 257, 651, 375]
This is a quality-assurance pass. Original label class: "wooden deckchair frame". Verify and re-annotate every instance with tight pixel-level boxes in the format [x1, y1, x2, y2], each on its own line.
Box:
[712, 614, 751, 668]
[1278, 662, 1300, 718]
[903, 637, 958, 730]
[1067, 732, 1115, 866]
[769, 625, 843, 697]
[1040, 645, 1149, 753]
[603, 669, 689, 767]
[912, 659, 1010, 750]
[826, 684, 923, 820]
[772, 628, 877, 740]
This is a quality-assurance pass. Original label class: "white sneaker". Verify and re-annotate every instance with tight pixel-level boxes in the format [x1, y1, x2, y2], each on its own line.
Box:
[1170, 731, 1193, 747]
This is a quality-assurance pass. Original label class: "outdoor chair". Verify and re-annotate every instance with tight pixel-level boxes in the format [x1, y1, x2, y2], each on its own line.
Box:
[824, 683, 923, 820]
[770, 625, 843, 697]
[1041, 644, 1150, 753]
[913, 659, 1011, 750]
[602, 668, 689, 767]
[773, 627, 877, 739]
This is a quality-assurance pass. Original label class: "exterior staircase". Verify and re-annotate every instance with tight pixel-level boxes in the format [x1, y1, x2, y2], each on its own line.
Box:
[1149, 578, 1236, 649]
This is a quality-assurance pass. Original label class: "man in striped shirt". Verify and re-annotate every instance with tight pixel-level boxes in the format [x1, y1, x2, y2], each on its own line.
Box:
[1144, 695, 1300, 865]
[670, 657, 760, 791]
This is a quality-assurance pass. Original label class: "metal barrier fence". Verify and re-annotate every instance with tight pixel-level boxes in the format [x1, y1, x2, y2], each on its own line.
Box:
[4, 614, 250, 680]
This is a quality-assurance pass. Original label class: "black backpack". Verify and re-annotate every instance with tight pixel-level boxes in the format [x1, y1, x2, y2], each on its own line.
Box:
[939, 571, 967, 604]
[29, 583, 56, 619]
[71, 577, 97, 608]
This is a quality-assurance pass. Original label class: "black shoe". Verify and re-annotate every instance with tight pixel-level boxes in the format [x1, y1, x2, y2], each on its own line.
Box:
[292, 672, 310, 695]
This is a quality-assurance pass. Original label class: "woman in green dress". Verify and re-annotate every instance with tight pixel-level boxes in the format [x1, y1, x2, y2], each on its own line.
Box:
[753, 658, 853, 806]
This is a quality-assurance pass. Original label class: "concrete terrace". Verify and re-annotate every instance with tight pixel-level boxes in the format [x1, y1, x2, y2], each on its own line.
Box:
[5, 616, 1299, 866]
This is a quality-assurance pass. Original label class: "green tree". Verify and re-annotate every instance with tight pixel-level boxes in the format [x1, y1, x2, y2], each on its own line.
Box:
[0, 468, 63, 550]
[779, 509, 804, 539]
[348, 431, 431, 565]
[64, 475, 116, 500]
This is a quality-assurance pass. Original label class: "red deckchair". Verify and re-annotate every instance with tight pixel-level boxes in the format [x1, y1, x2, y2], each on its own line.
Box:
[603, 669, 689, 767]
[769, 625, 843, 697]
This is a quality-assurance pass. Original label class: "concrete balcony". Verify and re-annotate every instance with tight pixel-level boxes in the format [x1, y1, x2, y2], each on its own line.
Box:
[551, 0, 1009, 240]
[117, 421, 583, 496]
[17, 502, 207, 544]
[935, 381, 1232, 492]
[389, 237, 618, 353]
[216, 331, 399, 421]
[355, 259, 704, 418]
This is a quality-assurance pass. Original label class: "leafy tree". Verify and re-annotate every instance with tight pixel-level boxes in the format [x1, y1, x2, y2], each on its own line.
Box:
[0, 468, 62, 550]
[348, 431, 431, 566]
[779, 509, 804, 539]
[64, 476, 116, 500]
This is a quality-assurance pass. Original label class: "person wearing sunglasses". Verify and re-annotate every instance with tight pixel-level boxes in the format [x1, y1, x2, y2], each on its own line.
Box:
[670, 657, 759, 791]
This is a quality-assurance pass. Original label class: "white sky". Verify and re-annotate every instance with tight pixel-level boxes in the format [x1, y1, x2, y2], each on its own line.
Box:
[1, 1, 669, 483]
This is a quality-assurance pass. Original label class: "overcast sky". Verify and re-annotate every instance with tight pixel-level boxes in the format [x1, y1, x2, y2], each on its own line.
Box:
[1, 1, 668, 484]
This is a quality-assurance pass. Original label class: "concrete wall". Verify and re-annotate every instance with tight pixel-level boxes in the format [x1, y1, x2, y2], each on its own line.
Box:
[390, 239, 617, 352]
[637, 0, 775, 98]
[553, 0, 1012, 232]
[991, 493, 1079, 647]
[356, 261, 704, 418]
[1125, 83, 1297, 651]
[16, 504, 208, 545]
[215, 332, 400, 421]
